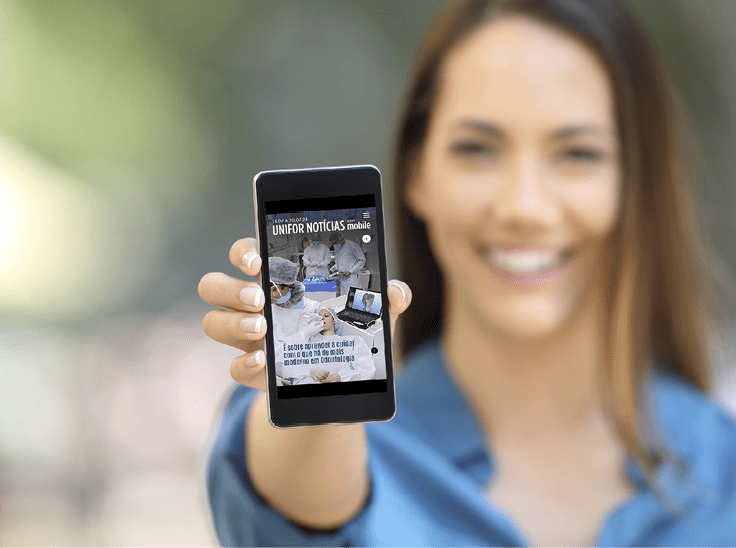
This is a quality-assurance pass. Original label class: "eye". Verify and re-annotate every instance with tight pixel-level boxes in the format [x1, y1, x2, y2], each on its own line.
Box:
[559, 147, 603, 163]
[450, 140, 498, 157]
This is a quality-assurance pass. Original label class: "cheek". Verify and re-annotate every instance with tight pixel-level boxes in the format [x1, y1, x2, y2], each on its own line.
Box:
[560, 170, 621, 236]
[415, 160, 489, 234]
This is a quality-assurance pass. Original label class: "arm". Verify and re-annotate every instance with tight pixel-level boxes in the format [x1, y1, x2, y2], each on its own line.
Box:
[302, 247, 314, 267]
[271, 314, 321, 365]
[199, 238, 412, 532]
[347, 244, 366, 275]
[338, 338, 376, 382]
[246, 393, 369, 528]
[318, 245, 331, 268]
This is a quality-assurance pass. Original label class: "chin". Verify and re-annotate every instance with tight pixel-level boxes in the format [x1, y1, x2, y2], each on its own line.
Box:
[494, 315, 568, 341]
[482, 297, 578, 342]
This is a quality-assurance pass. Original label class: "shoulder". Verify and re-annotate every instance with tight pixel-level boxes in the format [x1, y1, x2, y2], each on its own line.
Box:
[648, 369, 736, 507]
[303, 297, 320, 309]
[650, 369, 736, 451]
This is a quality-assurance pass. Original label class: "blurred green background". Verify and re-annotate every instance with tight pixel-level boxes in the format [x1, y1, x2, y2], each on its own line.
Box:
[1, 0, 734, 544]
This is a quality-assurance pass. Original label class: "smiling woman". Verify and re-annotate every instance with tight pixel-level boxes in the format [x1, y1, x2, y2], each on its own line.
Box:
[202, 0, 736, 545]
[407, 14, 621, 326]
[395, 0, 735, 491]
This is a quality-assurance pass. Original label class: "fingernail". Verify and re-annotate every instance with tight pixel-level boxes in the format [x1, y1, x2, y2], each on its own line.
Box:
[246, 351, 265, 367]
[389, 281, 406, 303]
[240, 287, 263, 307]
[242, 251, 258, 270]
[240, 316, 264, 333]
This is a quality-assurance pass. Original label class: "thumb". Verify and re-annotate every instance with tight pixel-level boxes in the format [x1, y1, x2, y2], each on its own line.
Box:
[387, 280, 412, 338]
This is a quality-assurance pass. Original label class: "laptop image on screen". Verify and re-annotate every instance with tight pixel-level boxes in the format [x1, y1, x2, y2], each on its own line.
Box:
[336, 287, 382, 328]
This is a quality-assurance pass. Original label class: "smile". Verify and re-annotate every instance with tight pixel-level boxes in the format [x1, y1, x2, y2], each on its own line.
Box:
[478, 245, 576, 283]
[488, 248, 571, 272]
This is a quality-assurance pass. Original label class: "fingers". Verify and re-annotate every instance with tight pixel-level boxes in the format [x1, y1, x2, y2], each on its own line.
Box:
[387, 279, 412, 337]
[230, 350, 267, 391]
[202, 238, 268, 392]
[199, 272, 265, 312]
[229, 238, 263, 277]
[203, 309, 267, 353]
[310, 368, 328, 381]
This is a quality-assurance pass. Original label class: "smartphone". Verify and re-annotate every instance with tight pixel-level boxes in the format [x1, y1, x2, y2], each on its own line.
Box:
[253, 165, 396, 427]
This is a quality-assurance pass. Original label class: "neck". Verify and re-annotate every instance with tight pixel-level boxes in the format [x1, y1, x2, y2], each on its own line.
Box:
[442, 280, 608, 445]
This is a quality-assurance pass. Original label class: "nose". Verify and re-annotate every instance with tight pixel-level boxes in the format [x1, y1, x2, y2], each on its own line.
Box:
[490, 152, 559, 230]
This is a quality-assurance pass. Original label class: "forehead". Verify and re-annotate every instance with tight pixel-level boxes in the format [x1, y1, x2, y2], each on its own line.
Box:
[437, 15, 614, 129]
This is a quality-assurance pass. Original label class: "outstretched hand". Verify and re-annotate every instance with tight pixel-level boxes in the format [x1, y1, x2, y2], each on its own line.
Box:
[198, 238, 412, 393]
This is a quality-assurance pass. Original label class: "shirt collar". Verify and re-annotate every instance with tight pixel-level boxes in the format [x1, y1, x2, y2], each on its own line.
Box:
[397, 339, 707, 509]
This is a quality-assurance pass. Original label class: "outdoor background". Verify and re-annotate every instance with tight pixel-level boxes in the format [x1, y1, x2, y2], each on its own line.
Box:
[1, 0, 735, 544]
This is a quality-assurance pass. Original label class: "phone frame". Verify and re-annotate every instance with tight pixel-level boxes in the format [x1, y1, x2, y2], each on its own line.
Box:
[253, 165, 396, 428]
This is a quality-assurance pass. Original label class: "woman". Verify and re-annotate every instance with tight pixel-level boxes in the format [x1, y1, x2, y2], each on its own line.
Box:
[198, 0, 736, 545]
[280, 308, 377, 385]
[309, 308, 376, 384]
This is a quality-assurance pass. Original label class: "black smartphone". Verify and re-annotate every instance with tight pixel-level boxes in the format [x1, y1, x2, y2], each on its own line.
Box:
[253, 165, 396, 427]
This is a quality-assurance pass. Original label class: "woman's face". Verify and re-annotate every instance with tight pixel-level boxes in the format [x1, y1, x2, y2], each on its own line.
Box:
[318, 309, 335, 333]
[408, 16, 621, 340]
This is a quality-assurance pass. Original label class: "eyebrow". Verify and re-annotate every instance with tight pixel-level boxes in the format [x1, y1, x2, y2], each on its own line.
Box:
[551, 124, 614, 140]
[455, 119, 614, 140]
[456, 119, 503, 138]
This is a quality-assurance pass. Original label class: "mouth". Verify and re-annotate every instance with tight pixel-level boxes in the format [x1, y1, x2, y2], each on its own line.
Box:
[478, 244, 575, 276]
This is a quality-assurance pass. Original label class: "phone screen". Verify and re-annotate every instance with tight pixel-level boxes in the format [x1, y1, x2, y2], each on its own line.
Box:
[263, 194, 388, 400]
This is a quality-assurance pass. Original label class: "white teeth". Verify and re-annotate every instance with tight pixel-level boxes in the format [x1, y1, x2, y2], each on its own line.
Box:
[487, 249, 565, 273]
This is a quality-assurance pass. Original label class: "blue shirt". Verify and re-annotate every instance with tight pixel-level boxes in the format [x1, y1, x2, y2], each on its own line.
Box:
[206, 340, 736, 546]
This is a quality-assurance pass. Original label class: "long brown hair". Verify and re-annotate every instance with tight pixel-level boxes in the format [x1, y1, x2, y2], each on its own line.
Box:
[393, 0, 736, 489]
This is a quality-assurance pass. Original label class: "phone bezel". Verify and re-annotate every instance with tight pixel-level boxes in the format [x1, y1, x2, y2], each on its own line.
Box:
[253, 165, 396, 428]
